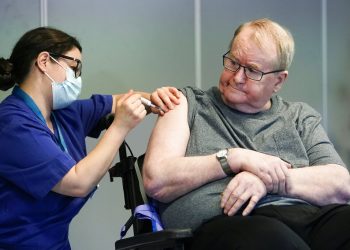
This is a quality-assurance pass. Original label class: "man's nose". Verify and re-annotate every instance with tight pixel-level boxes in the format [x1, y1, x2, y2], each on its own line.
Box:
[233, 66, 247, 83]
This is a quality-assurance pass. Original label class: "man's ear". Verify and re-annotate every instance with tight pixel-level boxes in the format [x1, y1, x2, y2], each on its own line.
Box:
[35, 51, 50, 73]
[273, 70, 288, 93]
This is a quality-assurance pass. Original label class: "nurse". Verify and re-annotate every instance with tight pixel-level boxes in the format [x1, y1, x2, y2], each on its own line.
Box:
[0, 27, 180, 249]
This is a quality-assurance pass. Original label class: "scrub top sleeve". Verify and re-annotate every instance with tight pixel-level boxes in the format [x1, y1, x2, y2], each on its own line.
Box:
[0, 117, 76, 200]
[76, 95, 113, 138]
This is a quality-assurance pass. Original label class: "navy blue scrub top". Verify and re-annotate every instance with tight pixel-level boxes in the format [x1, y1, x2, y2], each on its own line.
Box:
[0, 86, 112, 249]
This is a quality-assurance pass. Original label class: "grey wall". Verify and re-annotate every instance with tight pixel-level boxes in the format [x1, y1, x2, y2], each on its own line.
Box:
[1, 0, 350, 249]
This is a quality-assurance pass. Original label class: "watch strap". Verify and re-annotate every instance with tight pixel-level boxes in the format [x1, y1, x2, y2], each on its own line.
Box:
[217, 148, 232, 175]
[219, 156, 232, 175]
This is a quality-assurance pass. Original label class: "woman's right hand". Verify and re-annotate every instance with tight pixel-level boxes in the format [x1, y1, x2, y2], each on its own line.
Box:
[112, 90, 147, 131]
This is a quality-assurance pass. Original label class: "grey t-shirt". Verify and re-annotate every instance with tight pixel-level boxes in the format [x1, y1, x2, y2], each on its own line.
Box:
[158, 86, 345, 231]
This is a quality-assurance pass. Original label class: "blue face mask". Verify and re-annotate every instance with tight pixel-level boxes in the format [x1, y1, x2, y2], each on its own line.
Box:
[45, 57, 82, 110]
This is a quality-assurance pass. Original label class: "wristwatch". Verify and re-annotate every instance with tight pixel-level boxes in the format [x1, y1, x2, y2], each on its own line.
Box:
[216, 149, 232, 175]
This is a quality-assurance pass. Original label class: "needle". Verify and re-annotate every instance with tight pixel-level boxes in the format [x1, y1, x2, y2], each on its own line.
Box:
[140, 97, 164, 112]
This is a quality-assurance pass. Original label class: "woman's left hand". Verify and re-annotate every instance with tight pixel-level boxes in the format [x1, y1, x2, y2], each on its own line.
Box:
[150, 87, 181, 115]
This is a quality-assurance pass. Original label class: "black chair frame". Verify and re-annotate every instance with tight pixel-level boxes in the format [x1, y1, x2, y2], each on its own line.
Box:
[109, 141, 192, 250]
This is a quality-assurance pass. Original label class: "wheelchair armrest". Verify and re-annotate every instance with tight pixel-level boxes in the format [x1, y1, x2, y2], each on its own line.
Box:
[115, 229, 193, 250]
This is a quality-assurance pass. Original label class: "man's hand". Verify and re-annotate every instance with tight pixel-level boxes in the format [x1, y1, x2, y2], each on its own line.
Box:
[220, 171, 267, 216]
[150, 86, 181, 115]
[229, 148, 291, 194]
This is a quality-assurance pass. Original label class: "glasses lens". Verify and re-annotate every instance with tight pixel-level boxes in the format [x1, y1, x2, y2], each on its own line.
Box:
[245, 68, 262, 81]
[222, 52, 265, 81]
[223, 57, 240, 72]
[75, 61, 82, 78]
[50, 53, 82, 78]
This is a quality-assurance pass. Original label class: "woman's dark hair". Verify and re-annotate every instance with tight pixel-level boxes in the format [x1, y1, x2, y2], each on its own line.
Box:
[0, 27, 82, 91]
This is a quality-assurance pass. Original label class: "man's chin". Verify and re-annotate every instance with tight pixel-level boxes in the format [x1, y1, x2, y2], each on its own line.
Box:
[227, 85, 246, 94]
[228, 89, 247, 99]
[223, 93, 247, 107]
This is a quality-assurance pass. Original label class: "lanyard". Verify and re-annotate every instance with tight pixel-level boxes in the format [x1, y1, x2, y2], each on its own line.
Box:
[12, 86, 68, 153]
[51, 113, 68, 153]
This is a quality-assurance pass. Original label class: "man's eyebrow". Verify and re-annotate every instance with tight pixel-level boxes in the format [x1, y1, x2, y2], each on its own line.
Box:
[235, 57, 260, 70]
[247, 63, 261, 70]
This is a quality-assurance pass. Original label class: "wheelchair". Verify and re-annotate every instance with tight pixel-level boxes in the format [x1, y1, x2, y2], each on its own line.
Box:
[94, 115, 192, 249]
[109, 141, 193, 250]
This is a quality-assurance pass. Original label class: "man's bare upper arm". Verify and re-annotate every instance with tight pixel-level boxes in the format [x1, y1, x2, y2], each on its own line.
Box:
[143, 93, 227, 201]
[145, 93, 190, 168]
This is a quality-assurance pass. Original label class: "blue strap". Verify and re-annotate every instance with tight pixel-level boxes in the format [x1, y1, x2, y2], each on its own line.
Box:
[120, 203, 164, 239]
[135, 203, 164, 231]
[12, 86, 68, 153]
[51, 113, 69, 154]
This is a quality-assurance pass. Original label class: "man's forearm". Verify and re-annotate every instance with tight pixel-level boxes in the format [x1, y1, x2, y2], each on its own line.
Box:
[284, 164, 350, 205]
[143, 154, 227, 203]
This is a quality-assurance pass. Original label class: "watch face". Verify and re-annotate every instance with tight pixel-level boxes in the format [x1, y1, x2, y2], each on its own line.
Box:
[217, 149, 228, 157]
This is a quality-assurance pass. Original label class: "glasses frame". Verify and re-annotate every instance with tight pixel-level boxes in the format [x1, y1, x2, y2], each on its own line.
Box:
[49, 53, 82, 78]
[223, 51, 284, 81]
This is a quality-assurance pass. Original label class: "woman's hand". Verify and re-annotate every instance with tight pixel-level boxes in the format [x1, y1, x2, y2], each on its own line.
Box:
[112, 90, 147, 131]
[150, 87, 181, 115]
[220, 171, 267, 216]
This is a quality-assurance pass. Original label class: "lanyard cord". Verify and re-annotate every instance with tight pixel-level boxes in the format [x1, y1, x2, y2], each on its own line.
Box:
[12, 86, 68, 153]
[51, 113, 68, 153]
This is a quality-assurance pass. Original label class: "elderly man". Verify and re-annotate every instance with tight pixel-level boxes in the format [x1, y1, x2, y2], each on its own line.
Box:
[143, 18, 350, 250]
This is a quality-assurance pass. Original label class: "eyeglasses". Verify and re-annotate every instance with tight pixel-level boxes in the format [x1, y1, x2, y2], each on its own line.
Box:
[49, 53, 82, 78]
[222, 51, 284, 81]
